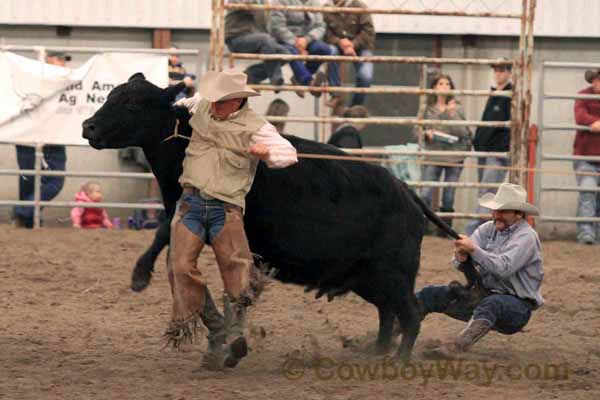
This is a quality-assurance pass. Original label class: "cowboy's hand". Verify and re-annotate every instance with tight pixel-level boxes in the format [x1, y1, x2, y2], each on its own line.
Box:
[454, 248, 469, 262]
[590, 120, 600, 132]
[454, 234, 476, 255]
[183, 76, 194, 88]
[295, 37, 308, 54]
[174, 93, 201, 114]
[248, 143, 270, 160]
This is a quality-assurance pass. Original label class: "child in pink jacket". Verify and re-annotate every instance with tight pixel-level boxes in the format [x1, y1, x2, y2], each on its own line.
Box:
[71, 181, 113, 229]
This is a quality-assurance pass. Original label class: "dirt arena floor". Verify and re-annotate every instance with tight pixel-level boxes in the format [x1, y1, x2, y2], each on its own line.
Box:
[1, 225, 599, 400]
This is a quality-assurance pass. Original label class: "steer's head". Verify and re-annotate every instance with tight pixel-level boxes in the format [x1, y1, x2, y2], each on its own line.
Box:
[82, 73, 184, 149]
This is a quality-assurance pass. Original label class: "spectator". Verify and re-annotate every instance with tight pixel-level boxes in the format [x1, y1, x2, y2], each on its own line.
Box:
[266, 98, 290, 133]
[168, 45, 195, 102]
[271, 0, 331, 97]
[418, 74, 472, 231]
[572, 68, 600, 244]
[225, 0, 290, 86]
[466, 58, 513, 235]
[12, 51, 69, 229]
[70, 181, 113, 229]
[327, 105, 367, 149]
[324, 0, 375, 108]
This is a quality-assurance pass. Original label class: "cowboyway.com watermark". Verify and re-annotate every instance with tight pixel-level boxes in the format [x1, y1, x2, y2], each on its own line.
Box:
[281, 354, 570, 385]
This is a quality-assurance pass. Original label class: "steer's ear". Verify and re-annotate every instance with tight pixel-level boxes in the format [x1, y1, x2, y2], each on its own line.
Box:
[163, 82, 186, 102]
[128, 72, 146, 82]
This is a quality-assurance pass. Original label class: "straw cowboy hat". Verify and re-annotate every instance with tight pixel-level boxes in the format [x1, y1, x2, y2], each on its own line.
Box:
[198, 69, 260, 102]
[478, 183, 539, 215]
[584, 68, 600, 84]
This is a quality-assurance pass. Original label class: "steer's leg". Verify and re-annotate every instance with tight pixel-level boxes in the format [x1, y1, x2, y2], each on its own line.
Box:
[395, 291, 421, 361]
[131, 219, 171, 292]
[375, 305, 395, 354]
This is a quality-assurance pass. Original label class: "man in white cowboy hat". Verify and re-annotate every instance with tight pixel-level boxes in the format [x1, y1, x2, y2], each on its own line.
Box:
[165, 69, 298, 369]
[573, 68, 600, 244]
[416, 183, 544, 359]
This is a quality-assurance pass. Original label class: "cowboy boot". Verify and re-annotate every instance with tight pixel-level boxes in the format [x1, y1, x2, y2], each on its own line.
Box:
[199, 288, 228, 370]
[423, 318, 491, 360]
[222, 293, 250, 368]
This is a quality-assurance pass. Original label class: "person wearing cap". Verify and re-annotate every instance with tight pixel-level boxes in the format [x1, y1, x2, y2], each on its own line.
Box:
[416, 183, 543, 359]
[466, 58, 513, 235]
[165, 69, 298, 370]
[265, 98, 290, 133]
[572, 69, 600, 244]
[168, 45, 195, 102]
[13, 51, 69, 228]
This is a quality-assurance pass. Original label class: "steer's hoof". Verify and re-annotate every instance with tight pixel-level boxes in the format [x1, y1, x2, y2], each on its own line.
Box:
[131, 263, 152, 292]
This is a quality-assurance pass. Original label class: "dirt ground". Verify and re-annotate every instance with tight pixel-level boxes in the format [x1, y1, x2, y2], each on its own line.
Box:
[1, 225, 599, 400]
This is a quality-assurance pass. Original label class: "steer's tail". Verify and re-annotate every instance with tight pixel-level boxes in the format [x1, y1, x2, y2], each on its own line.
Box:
[408, 188, 460, 240]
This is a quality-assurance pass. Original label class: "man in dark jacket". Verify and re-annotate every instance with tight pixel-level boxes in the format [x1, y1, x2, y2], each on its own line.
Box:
[225, 0, 290, 85]
[466, 59, 513, 235]
[324, 0, 375, 107]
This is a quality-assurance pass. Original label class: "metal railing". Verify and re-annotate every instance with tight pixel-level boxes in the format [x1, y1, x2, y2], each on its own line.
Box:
[536, 60, 600, 223]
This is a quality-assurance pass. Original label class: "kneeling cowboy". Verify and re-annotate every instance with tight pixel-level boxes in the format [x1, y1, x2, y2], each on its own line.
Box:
[417, 183, 544, 359]
[165, 69, 298, 368]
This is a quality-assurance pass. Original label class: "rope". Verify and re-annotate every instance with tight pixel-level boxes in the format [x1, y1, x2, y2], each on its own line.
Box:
[162, 132, 600, 178]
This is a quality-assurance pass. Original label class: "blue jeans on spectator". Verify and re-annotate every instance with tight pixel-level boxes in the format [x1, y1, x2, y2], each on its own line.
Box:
[573, 160, 600, 243]
[466, 156, 509, 235]
[420, 164, 463, 211]
[14, 144, 67, 228]
[327, 46, 374, 105]
[283, 40, 333, 85]
[416, 285, 532, 335]
[226, 33, 290, 84]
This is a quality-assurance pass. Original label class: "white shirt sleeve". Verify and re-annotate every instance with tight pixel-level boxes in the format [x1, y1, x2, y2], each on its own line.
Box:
[174, 92, 202, 114]
[251, 123, 298, 168]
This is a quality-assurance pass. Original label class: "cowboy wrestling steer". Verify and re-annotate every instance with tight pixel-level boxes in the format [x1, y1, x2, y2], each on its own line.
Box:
[82, 73, 464, 361]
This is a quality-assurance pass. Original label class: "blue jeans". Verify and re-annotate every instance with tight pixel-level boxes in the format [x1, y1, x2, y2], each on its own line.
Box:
[416, 285, 532, 335]
[226, 32, 290, 84]
[466, 156, 509, 235]
[573, 160, 600, 242]
[282, 40, 333, 85]
[177, 193, 226, 245]
[420, 164, 463, 211]
[14, 144, 66, 228]
[327, 46, 374, 105]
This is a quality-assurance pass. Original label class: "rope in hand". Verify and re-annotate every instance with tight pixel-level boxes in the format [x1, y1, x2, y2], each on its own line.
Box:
[161, 125, 600, 178]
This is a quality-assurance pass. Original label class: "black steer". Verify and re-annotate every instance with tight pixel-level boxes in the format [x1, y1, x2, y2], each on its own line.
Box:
[82, 73, 466, 359]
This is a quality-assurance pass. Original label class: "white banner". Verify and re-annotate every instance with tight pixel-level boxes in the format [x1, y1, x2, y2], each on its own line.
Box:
[0, 51, 168, 145]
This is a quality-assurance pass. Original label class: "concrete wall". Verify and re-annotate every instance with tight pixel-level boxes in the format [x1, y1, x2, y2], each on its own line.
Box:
[0, 25, 597, 238]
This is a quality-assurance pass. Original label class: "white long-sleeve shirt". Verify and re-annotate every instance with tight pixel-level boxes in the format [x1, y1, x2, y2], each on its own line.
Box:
[175, 93, 298, 168]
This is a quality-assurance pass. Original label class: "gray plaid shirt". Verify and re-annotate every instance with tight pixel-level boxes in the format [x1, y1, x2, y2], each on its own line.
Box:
[454, 220, 544, 307]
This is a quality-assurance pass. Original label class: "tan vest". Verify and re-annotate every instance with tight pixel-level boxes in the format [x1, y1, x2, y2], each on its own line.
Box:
[179, 99, 267, 209]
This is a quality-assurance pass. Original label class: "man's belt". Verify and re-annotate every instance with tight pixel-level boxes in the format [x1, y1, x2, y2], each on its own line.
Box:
[182, 185, 216, 200]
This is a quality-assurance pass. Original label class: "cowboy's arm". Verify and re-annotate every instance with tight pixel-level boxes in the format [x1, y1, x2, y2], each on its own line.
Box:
[174, 93, 201, 114]
[470, 230, 536, 279]
[451, 225, 486, 269]
[250, 123, 298, 168]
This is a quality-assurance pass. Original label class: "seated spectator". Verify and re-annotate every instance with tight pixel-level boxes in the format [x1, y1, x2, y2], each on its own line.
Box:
[70, 182, 113, 229]
[271, 0, 331, 97]
[572, 68, 600, 244]
[327, 105, 368, 149]
[12, 51, 69, 229]
[225, 0, 289, 86]
[417, 74, 471, 230]
[266, 98, 291, 133]
[324, 0, 375, 108]
[168, 45, 196, 102]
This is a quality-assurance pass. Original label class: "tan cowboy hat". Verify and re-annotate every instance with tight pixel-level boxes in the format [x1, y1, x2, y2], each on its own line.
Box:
[198, 69, 260, 102]
[584, 69, 600, 84]
[478, 183, 539, 215]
